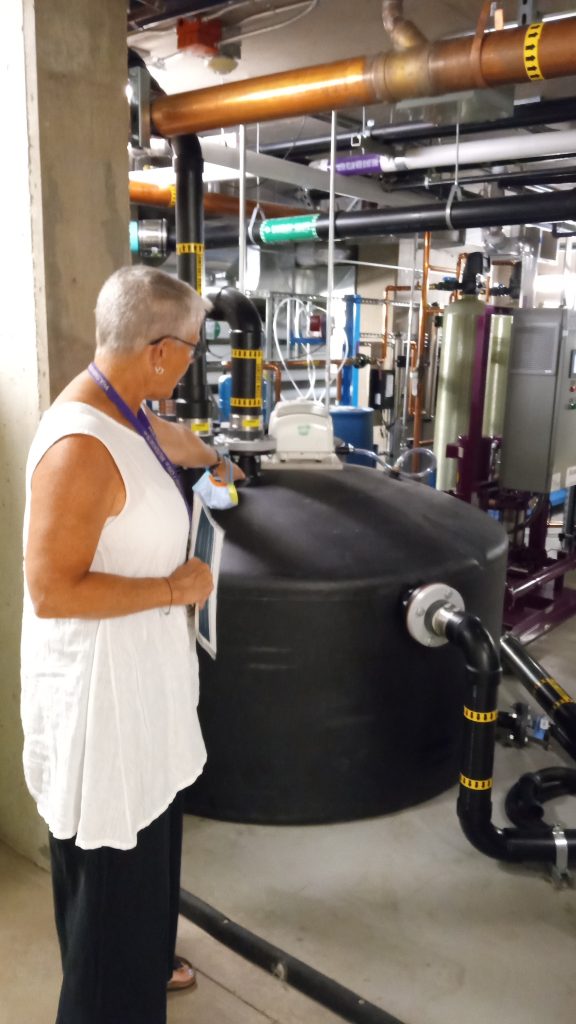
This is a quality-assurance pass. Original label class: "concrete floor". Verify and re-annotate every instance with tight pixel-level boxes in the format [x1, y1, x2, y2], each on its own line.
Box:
[179, 620, 576, 1024]
[2, 621, 576, 1024]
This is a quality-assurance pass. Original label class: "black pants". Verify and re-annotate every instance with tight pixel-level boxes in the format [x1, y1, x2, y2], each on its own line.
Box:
[49, 795, 183, 1024]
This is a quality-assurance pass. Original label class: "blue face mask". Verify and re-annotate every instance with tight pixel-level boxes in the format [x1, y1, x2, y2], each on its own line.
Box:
[192, 461, 239, 511]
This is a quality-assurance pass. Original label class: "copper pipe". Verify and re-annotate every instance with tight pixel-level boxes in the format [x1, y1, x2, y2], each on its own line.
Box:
[151, 19, 576, 136]
[152, 56, 375, 136]
[263, 362, 283, 404]
[204, 193, 307, 220]
[129, 180, 307, 219]
[412, 231, 431, 446]
[384, 284, 419, 359]
[129, 181, 175, 207]
[381, 0, 427, 50]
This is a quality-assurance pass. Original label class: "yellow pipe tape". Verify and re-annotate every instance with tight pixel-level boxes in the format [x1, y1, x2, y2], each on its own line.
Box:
[175, 242, 203, 293]
[231, 349, 263, 360]
[232, 397, 261, 408]
[169, 184, 177, 207]
[460, 774, 493, 791]
[524, 23, 544, 81]
[464, 707, 498, 723]
[542, 676, 573, 704]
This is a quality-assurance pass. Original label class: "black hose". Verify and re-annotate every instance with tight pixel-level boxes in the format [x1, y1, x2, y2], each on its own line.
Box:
[179, 889, 406, 1024]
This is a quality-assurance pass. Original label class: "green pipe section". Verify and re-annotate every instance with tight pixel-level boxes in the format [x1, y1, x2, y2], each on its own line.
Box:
[259, 215, 321, 245]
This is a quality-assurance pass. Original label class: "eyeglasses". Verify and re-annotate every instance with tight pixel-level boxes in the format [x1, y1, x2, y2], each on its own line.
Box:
[147, 335, 204, 362]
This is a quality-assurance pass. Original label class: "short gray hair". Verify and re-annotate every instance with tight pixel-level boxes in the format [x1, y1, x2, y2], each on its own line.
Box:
[95, 265, 211, 353]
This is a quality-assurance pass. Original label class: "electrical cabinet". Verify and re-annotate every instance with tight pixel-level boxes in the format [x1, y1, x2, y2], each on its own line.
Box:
[501, 308, 576, 493]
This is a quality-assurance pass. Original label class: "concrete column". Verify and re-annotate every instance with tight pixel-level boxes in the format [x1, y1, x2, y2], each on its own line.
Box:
[0, 0, 129, 866]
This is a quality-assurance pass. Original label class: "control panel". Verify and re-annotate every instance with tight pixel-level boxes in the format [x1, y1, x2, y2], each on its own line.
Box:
[500, 309, 576, 493]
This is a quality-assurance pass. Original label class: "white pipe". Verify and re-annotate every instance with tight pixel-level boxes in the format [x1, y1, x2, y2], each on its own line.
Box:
[315, 129, 576, 176]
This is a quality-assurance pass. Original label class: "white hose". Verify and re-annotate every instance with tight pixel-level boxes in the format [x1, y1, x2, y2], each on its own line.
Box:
[350, 445, 436, 482]
[272, 297, 327, 400]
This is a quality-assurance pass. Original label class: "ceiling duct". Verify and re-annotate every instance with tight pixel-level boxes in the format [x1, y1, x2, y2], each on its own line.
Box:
[151, 5, 576, 136]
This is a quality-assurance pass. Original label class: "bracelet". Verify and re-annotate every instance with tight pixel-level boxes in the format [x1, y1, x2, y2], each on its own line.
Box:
[162, 576, 173, 616]
[208, 455, 225, 472]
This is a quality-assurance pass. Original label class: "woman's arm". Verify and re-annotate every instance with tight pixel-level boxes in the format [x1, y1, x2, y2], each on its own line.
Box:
[145, 409, 245, 481]
[25, 434, 213, 619]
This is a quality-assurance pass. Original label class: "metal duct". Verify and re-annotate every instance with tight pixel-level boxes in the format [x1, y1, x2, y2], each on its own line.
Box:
[151, 15, 576, 136]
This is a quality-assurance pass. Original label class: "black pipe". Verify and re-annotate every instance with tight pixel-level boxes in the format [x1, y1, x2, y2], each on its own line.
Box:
[179, 889, 406, 1024]
[172, 133, 213, 431]
[148, 187, 576, 260]
[440, 609, 576, 864]
[505, 767, 576, 830]
[128, 0, 223, 30]
[207, 287, 264, 441]
[392, 167, 576, 193]
[261, 98, 576, 159]
[500, 633, 576, 762]
[252, 188, 576, 245]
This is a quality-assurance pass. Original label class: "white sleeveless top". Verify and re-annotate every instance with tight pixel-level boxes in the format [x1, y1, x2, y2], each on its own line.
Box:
[21, 402, 207, 850]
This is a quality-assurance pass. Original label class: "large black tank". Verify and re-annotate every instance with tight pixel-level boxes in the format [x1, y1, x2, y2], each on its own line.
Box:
[185, 466, 507, 824]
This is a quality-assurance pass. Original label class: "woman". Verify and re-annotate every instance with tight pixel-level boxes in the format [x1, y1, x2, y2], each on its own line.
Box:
[21, 265, 243, 1024]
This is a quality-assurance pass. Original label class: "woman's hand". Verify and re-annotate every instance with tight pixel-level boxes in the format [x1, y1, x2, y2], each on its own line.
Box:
[169, 558, 214, 609]
[212, 456, 246, 483]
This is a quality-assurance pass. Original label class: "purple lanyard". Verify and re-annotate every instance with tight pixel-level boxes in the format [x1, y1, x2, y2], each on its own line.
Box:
[87, 362, 190, 519]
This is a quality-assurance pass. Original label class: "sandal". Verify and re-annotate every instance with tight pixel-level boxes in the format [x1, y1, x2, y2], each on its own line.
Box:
[167, 955, 198, 992]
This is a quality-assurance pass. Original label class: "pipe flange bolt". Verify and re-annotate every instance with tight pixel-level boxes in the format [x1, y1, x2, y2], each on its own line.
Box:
[405, 582, 465, 647]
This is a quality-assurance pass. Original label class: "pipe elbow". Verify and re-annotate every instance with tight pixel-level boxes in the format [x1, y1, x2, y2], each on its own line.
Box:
[458, 814, 508, 860]
[382, 0, 427, 50]
[445, 611, 501, 676]
[208, 287, 262, 343]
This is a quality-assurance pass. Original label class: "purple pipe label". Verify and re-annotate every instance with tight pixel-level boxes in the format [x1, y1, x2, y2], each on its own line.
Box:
[334, 154, 382, 176]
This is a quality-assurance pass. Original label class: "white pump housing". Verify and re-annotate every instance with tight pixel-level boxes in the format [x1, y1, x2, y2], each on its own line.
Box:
[266, 400, 341, 468]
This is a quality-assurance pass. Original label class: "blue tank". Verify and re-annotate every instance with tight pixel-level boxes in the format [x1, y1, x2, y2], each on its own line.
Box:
[330, 406, 374, 467]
